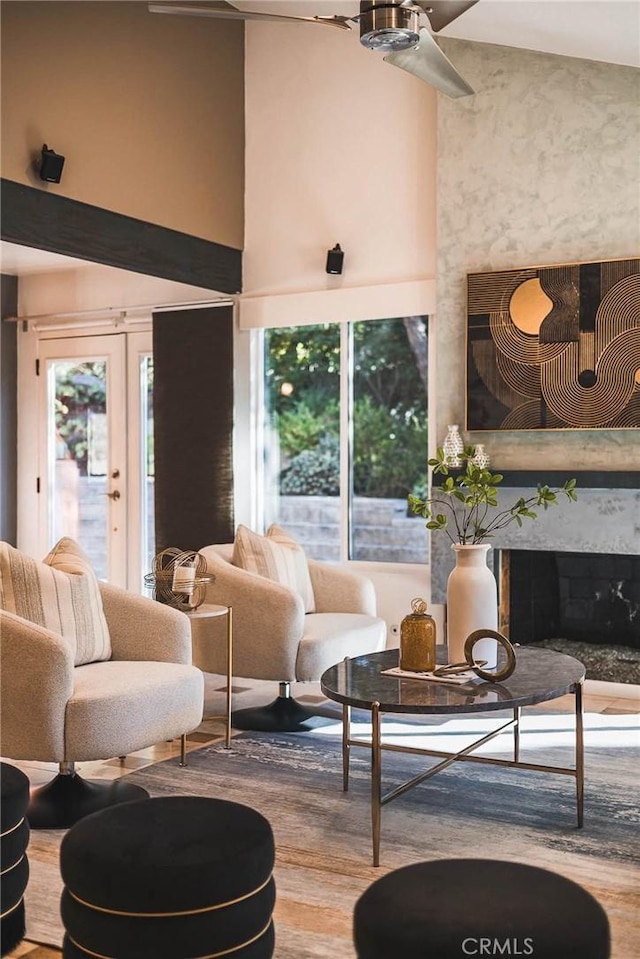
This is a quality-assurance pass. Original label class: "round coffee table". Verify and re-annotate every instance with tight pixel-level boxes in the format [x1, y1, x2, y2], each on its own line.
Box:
[321, 646, 585, 866]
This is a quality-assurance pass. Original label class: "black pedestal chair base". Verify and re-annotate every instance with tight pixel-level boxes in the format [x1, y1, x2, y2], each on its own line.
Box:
[27, 769, 149, 830]
[232, 681, 337, 733]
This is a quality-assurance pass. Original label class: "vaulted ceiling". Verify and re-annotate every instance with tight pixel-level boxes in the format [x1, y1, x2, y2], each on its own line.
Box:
[235, 0, 640, 68]
[2, 0, 638, 277]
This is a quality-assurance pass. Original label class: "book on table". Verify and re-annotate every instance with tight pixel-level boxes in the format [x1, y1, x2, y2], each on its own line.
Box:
[381, 666, 483, 686]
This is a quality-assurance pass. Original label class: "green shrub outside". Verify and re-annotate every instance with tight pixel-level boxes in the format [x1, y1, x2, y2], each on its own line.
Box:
[352, 396, 426, 498]
[280, 434, 339, 495]
[278, 398, 426, 498]
[278, 399, 339, 459]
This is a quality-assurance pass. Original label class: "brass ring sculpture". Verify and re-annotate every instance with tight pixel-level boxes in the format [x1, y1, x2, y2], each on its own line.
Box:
[464, 629, 516, 682]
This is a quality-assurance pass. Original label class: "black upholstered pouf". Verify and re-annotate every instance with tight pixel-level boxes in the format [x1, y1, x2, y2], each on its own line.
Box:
[61, 923, 276, 959]
[59, 796, 276, 959]
[0, 763, 31, 957]
[353, 859, 611, 959]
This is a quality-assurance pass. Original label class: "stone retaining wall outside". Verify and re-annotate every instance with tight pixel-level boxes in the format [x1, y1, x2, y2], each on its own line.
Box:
[277, 495, 427, 564]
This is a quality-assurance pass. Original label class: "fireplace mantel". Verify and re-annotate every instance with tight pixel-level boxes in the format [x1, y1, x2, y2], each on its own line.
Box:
[430, 471, 640, 605]
[433, 470, 639, 490]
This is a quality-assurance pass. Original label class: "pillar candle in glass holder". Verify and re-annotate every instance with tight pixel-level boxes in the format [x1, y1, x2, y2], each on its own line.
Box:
[172, 563, 196, 595]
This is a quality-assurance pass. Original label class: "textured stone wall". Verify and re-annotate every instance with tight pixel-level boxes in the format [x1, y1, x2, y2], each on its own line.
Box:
[431, 40, 640, 600]
[435, 39, 640, 468]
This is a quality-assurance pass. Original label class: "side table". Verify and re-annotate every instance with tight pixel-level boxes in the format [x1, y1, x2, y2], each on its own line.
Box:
[186, 604, 233, 750]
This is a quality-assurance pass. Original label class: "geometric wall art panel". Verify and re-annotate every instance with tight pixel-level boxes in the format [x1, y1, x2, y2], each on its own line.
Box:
[466, 258, 640, 429]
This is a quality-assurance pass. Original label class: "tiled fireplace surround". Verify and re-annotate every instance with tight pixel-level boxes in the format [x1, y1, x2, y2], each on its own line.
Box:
[430, 472, 640, 680]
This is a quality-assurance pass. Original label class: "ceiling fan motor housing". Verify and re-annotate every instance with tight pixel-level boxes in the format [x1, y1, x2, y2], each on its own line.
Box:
[359, 1, 420, 52]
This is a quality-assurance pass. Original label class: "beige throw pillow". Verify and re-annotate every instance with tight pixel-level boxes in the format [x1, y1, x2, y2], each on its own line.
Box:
[0, 537, 111, 666]
[232, 524, 316, 613]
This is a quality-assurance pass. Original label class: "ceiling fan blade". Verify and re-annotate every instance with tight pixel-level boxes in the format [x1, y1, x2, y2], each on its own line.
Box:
[384, 27, 474, 98]
[148, 3, 352, 30]
[403, 1, 479, 33]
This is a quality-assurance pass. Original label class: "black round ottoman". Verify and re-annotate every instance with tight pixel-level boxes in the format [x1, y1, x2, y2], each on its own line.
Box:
[60, 796, 276, 959]
[1, 763, 31, 957]
[353, 859, 610, 959]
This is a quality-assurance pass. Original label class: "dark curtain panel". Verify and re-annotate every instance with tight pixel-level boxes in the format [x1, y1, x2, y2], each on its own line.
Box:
[1, 275, 18, 545]
[152, 306, 234, 552]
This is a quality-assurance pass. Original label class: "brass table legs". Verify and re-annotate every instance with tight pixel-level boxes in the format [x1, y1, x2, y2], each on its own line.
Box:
[203, 604, 233, 750]
[575, 679, 584, 828]
[224, 606, 233, 749]
[371, 702, 382, 867]
[342, 703, 351, 792]
[187, 604, 234, 754]
[341, 684, 585, 866]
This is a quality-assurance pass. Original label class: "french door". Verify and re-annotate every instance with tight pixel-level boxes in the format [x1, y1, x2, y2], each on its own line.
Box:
[31, 330, 153, 590]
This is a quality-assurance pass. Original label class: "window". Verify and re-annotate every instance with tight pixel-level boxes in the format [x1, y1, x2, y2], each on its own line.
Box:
[139, 353, 155, 582]
[48, 358, 109, 578]
[261, 316, 428, 564]
[23, 328, 153, 591]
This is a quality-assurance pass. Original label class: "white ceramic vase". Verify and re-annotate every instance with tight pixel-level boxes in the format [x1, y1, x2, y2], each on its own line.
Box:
[446, 544, 498, 668]
[442, 424, 464, 467]
[470, 443, 490, 469]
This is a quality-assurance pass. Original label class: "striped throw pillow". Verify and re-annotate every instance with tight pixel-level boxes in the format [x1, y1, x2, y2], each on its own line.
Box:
[0, 538, 111, 666]
[232, 524, 316, 613]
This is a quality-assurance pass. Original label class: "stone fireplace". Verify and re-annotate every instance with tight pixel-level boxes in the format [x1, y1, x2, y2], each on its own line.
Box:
[430, 471, 640, 684]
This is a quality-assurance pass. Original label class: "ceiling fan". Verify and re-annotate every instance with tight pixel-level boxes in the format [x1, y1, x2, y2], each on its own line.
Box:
[148, 1, 478, 98]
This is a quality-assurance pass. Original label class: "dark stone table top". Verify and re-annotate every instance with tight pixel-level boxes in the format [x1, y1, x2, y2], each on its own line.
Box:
[320, 646, 585, 714]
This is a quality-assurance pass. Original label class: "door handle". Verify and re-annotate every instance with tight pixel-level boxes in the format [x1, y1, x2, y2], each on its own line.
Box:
[105, 490, 121, 501]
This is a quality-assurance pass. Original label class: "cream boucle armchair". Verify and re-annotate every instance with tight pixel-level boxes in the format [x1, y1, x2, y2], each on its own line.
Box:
[193, 544, 387, 731]
[1, 582, 204, 828]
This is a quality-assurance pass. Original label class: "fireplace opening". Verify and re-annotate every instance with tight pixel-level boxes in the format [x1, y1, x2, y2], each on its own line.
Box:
[500, 550, 640, 685]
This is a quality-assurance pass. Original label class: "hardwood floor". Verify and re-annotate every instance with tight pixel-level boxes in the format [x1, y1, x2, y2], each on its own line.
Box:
[6, 676, 639, 958]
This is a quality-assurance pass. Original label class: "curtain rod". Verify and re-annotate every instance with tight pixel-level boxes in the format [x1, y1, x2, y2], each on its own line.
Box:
[3, 296, 235, 325]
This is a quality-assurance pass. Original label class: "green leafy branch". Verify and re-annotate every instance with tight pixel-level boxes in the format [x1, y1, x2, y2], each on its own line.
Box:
[408, 445, 578, 545]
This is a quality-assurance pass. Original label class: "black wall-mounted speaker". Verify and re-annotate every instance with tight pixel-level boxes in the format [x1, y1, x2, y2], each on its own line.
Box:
[326, 243, 344, 275]
[39, 145, 65, 183]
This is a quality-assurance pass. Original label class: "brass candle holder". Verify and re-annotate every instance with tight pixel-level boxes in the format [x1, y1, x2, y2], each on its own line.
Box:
[144, 548, 213, 611]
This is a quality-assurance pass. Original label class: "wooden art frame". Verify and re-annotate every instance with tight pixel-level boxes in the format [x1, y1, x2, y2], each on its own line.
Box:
[466, 257, 640, 430]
